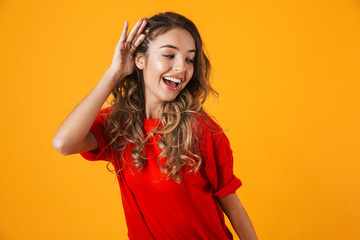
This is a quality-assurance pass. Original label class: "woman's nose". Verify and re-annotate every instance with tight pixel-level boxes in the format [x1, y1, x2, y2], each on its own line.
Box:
[173, 58, 186, 72]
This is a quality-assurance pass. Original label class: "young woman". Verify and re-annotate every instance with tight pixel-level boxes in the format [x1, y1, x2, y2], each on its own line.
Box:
[53, 12, 258, 240]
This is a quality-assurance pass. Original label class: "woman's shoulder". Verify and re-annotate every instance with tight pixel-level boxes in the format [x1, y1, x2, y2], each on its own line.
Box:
[99, 106, 113, 114]
[192, 109, 223, 134]
[97, 106, 113, 120]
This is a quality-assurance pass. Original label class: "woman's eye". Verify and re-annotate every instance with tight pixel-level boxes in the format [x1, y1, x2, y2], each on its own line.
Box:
[163, 54, 194, 64]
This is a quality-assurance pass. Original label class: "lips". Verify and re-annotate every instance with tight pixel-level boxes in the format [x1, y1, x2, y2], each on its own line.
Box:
[162, 76, 182, 91]
[163, 78, 178, 87]
[162, 75, 184, 89]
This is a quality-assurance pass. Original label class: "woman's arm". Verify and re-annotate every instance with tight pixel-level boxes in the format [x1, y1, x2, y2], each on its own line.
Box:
[218, 193, 258, 240]
[52, 69, 123, 155]
[52, 18, 147, 155]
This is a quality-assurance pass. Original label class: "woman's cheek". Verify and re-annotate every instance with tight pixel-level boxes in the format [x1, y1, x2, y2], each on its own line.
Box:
[186, 67, 194, 81]
[154, 59, 169, 72]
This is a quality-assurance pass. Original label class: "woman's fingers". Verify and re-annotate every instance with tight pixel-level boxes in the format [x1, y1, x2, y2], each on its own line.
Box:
[126, 18, 144, 44]
[134, 18, 148, 42]
[116, 18, 147, 52]
[132, 34, 146, 51]
[118, 20, 129, 47]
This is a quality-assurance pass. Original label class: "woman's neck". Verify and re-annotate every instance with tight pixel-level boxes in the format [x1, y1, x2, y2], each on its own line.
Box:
[145, 100, 163, 119]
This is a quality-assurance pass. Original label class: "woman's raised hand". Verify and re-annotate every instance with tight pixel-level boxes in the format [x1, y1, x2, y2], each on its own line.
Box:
[109, 18, 147, 80]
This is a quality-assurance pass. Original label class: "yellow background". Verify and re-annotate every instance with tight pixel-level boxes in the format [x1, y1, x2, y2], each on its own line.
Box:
[1, 0, 359, 239]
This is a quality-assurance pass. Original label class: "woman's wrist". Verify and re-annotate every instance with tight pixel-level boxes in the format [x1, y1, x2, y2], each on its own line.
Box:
[107, 66, 126, 81]
[97, 68, 124, 91]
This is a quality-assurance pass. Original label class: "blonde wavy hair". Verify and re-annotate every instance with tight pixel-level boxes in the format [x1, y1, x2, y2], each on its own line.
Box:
[105, 12, 218, 183]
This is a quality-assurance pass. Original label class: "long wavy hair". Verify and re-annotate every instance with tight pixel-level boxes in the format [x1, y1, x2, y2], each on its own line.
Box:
[105, 12, 218, 183]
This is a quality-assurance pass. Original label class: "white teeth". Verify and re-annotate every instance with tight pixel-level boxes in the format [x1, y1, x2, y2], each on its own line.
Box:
[163, 77, 181, 83]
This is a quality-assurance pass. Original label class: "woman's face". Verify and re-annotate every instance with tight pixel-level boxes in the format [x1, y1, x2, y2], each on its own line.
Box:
[137, 27, 196, 106]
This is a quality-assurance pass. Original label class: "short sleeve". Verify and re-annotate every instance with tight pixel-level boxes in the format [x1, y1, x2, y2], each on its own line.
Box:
[80, 107, 113, 161]
[198, 114, 242, 198]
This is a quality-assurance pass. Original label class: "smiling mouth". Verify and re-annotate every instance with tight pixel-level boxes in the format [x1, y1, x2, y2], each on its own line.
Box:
[162, 77, 181, 88]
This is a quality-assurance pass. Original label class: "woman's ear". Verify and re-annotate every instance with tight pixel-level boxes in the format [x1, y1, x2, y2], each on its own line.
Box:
[135, 52, 145, 70]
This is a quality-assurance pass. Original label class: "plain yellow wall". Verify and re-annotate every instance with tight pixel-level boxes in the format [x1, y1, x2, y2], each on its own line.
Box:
[1, 0, 359, 239]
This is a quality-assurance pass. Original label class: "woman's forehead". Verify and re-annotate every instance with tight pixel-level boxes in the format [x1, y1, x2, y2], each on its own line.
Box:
[149, 28, 196, 51]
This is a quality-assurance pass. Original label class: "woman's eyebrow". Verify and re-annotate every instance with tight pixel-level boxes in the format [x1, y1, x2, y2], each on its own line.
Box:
[159, 44, 196, 53]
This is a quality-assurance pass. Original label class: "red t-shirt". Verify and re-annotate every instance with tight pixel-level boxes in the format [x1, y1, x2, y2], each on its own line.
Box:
[80, 107, 242, 240]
